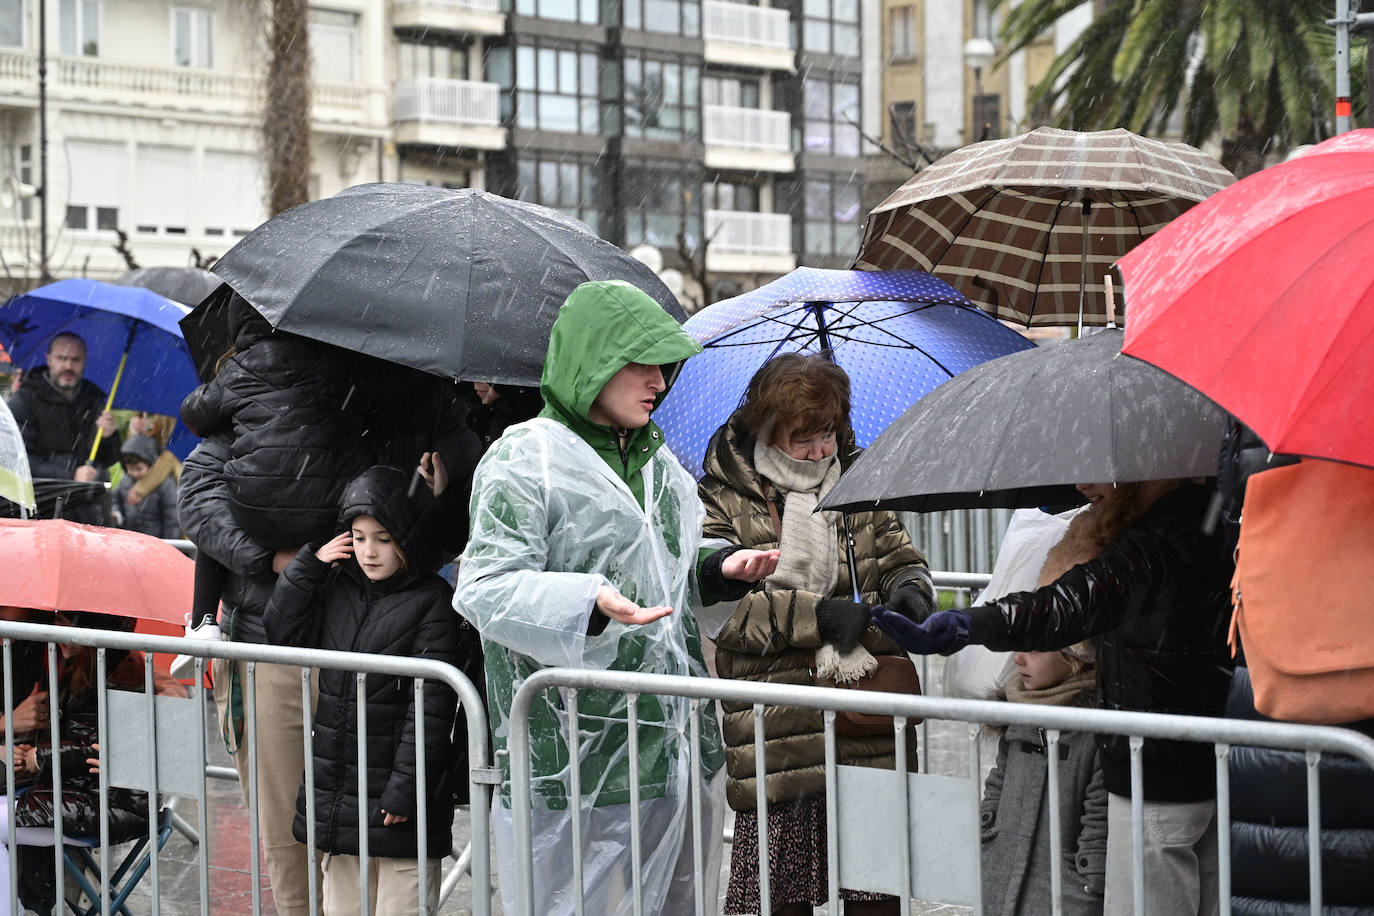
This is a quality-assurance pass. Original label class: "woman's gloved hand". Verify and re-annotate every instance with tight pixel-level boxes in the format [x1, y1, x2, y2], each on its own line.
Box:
[815, 598, 873, 652]
[872, 607, 972, 656]
[884, 582, 936, 623]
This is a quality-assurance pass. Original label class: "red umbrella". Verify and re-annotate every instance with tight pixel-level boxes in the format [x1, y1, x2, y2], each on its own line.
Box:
[1118, 130, 1374, 468]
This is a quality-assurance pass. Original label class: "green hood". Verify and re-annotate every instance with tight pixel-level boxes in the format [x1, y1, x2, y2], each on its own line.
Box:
[540, 281, 700, 489]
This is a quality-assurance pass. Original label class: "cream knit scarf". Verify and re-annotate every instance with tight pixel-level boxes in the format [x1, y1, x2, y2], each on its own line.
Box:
[754, 440, 875, 683]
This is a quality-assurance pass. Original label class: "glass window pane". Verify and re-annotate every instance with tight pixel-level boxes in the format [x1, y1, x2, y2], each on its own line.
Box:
[559, 49, 577, 92]
[804, 80, 829, 120]
[538, 48, 557, 92]
[0, 0, 22, 47]
[662, 63, 680, 106]
[683, 1, 699, 36]
[174, 10, 190, 66]
[582, 52, 601, 96]
[558, 162, 578, 207]
[516, 0, 535, 15]
[835, 0, 857, 21]
[517, 159, 537, 198]
[833, 81, 859, 115]
[544, 0, 577, 19]
[579, 0, 599, 24]
[803, 0, 827, 16]
[199, 12, 213, 67]
[538, 161, 558, 206]
[517, 100, 537, 128]
[81, 0, 98, 55]
[65, 205, 87, 230]
[645, 0, 677, 33]
[96, 206, 119, 231]
[740, 78, 759, 109]
[834, 182, 860, 220]
[59, 0, 77, 54]
[832, 23, 859, 54]
[803, 20, 829, 53]
[683, 65, 699, 106]
[626, 0, 642, 29]
[540, 94, 578, 131]
[515, 46, 535, 88]
[835, 123, 860, 156]
[580, 97, 600, 133]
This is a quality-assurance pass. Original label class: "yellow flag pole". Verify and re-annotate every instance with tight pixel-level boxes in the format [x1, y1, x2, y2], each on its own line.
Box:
[87, 348, 128, 463]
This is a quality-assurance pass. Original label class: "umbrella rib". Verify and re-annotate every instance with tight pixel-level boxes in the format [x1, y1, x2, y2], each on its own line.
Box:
[929, 189, 998, 269]
[1022, 197, 1073, 327]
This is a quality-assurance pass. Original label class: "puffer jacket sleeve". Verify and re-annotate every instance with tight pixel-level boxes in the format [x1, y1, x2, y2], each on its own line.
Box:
[870, 508, 931, 600]
[379, 587, 462, 820]
[177, 435, 274, 578]
[966, 526, 1162, 651]
[178, 377, 228, 439]
[263, 547, 332, 648]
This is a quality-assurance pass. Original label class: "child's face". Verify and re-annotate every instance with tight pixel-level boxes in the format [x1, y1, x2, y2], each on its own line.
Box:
[123, 459, 149, 481]
[350, 515, 404, 581]
[1012, 651, 1075, 691]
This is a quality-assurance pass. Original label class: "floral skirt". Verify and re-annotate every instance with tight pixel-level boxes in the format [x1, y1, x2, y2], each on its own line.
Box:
[723, 795, 894, 913]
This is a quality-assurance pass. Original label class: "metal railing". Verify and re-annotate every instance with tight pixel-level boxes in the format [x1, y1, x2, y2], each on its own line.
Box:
[702, 104, 791, 152]
[702, 0, 792, 48]
[0, 621, 492, 916]
[395, 77, 502, 127]
[705, 209, 792, 255]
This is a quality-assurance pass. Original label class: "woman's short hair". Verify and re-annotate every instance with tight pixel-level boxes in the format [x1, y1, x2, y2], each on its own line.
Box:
[741, 353, 851, 446]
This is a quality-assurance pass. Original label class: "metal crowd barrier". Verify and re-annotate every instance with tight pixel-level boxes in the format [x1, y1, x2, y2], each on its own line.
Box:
[506, 667, 1374, 916]
[0, 620, 492, 916]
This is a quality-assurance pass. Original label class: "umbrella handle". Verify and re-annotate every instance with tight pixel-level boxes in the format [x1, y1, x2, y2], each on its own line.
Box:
[87, 348, 128, 463]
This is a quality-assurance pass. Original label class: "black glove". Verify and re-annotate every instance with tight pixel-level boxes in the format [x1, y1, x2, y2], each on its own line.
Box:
[885, 581, 936, 623]
[815, 598, 873, 652]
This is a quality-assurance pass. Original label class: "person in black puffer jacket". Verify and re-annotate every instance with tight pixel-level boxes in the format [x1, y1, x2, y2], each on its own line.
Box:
[1226, 667, 1374, 915]
[876, 480, 1235, 916]
[265, 466, 483, 913]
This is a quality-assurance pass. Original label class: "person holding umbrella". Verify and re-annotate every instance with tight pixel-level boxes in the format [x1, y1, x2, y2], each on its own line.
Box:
[872, 478, 1234, 916]
[454, 280, 779, 916]
[697, 353, 934, 916]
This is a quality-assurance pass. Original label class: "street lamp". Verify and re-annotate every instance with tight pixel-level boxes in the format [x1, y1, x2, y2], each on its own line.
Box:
[963, 36, 996, 142]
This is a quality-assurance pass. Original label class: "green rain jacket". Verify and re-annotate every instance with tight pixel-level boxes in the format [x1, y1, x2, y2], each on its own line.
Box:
[454, 281, 727, 812]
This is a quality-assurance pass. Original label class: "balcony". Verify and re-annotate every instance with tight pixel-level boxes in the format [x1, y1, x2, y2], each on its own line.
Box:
[705, 209, 796, 274]
[702, 1, 795, 71]
[392, 0, 506, 37]
[393, 78, 506, 150]
[703, 105, 794, 173]
[0, 49, 386, 131]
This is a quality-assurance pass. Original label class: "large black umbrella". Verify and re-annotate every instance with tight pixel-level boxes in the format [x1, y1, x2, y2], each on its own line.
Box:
[115, 267, 221, 307]
[818, 329, 1228, 513]
[180, 184, 686, 385]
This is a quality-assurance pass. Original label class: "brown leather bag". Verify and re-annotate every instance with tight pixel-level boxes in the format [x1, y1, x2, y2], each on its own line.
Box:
[815, 653, 924, 736]
[1229, 459, 1374, 724]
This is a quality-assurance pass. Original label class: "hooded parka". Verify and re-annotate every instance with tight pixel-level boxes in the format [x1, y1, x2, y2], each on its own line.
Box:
[699, 409, 930, 810]
[114, 434, 180, 538]
[264, 467, 479, 858]
[454, 280, 728, 916]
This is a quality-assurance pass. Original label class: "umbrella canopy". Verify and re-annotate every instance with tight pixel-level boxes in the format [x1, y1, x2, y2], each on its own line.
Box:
[0, 279, 200, 420]
[1119, 130, 1374, 469]
[819, 329, 1229, 514]
[654, 267, 1036, 478]
[0, 398, 35, 512]
[115, 266, 221, 307]
[0, 518, 193, 625]
[182, 183, 687, 386]
[854, 127, 1234, 327]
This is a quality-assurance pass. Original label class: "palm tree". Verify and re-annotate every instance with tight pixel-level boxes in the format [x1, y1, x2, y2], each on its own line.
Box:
[993, 0, 1359, 176]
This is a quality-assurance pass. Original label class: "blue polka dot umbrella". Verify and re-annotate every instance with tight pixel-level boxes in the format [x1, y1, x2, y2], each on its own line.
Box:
[656, 267, 1036, 479]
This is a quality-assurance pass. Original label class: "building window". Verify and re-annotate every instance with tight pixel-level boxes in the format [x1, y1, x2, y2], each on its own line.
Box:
[309, 8, 359, 83]
[203, 150, 265, 238]
[804, 175, 860, 256]
[624, 0, 700, 37]
[16, 143, 32, 221]
[703, 74, 760, 109]
[973, 92, 1001, 140]
[802, 0, 858, 56]
[397, 40, 469, 81]
[624, 56, 701, 142]
[59, 0, 100, 56]
[515, 0, 598, 25]
[512, 43, 601, 134]
[803, 77, 860, 157]
[1, 0, 23, 48]
[703, 177, 759, 211]
[173, 7, 213, 68]
[64, 139, 125, 232]
[133, 146, 193, 236]
[888, 5, 915, 61]
[624, 160, 701, 248]
[889, 100, 917, 147]
[516, 155, 600, 233]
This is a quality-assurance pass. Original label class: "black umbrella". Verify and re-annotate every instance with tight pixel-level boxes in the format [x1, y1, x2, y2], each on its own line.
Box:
[179, 184, 686, 385]
[114, 266, 221, 307]
[818, 329, 1228, 513]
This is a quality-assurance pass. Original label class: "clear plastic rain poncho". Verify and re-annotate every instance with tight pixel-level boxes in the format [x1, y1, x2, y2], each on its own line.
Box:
[0, 397, 36, 513]
[457, 418, 727, 915]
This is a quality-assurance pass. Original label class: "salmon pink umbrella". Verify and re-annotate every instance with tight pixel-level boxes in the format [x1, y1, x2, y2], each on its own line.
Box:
[1119, 130, 1374, 468]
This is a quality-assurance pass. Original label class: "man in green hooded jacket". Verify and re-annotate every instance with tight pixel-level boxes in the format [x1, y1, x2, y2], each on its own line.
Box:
[454, 280, 777, 916]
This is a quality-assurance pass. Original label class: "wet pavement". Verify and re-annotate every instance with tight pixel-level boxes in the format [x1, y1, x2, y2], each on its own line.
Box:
[93, 659, 978, 915]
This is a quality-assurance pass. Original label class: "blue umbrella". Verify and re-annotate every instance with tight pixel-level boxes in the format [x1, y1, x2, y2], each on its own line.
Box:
[656, 267, 1037, 479]
[0, 279, 201, 458]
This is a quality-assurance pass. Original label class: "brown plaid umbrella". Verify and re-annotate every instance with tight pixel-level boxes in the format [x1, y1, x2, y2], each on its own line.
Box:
[853, 127, 1234, 327]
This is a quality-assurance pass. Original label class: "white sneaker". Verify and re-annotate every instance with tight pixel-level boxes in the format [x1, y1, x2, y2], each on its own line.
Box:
[170, 619, 222, 679]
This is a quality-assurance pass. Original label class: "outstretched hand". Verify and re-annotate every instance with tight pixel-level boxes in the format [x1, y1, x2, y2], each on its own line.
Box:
[721, 549, 780, 583]
[596, 586, 673, 626]
[872, 607, 973, 656]
[315, 533, 354, 566]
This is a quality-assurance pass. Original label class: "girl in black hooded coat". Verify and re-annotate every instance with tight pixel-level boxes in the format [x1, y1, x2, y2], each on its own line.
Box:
[264, 466, 482, 914]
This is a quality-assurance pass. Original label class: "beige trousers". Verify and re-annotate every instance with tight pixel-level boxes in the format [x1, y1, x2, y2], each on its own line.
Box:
[1104, 792, 1220, 916]
[320, 853, 443, 916]
[214, 657, 323, 916]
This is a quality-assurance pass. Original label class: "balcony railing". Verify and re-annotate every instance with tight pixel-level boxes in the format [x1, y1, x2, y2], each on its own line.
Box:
[395, 0, 503, 11]
[706, 209, 792, 254]
[702, 0, 792, 49]
[703, 104, 790, 152]
[395, 78, 501, 127]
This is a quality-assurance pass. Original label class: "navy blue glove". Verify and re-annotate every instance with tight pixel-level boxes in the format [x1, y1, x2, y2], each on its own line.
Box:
[872, 607, 973, 656]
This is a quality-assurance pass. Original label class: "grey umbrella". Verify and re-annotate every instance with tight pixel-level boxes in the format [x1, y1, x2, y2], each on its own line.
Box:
[818, 329, 1228, 514]
[115, 267, 221, 307]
